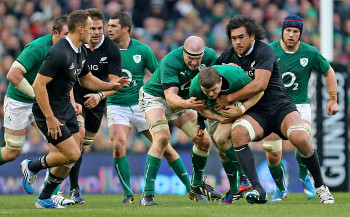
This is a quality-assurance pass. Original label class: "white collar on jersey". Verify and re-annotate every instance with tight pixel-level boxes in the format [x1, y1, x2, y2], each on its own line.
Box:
[84, 35, 105, 50]
[66, 36, 81, 53]
[237, 40, 255, 57]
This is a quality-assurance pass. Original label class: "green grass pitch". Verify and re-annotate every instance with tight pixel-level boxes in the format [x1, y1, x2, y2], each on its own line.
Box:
[0, 193, 349, 217]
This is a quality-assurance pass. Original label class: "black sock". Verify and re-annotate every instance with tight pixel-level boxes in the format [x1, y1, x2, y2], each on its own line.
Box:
[300, 148, 324, 188]
[39, 172, 64, 199]
[69, 155, 82, 190]
[28, 156, 49, 173]
[234, 144, 261, 188]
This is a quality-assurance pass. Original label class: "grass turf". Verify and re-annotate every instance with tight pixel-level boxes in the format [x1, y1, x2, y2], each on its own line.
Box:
[0, 193, 349, 217]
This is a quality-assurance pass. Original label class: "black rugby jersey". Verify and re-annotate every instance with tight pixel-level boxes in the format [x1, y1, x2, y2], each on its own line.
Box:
[35, 37, 89, 111]
[73, 35, 122, 105]
[215, 40, 292, 109]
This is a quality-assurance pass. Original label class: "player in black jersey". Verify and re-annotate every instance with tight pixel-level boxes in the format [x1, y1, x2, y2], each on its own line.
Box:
[20, 10, 129, 209]
[215, 15, 334, 204]
[65, 8, 122, 204]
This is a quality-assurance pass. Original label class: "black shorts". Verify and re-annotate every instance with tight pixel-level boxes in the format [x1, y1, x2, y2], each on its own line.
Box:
[246, 101, 297, 140]
[81, 105, 105, 134]
[33, 104, 79, 145]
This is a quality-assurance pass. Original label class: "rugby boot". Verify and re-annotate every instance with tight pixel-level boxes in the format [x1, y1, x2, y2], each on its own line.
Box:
[271, 187, 288, 202]
[301, 174, 316, 199]
[245, 186, 268, 204]
[21, 159, 37, 194]
[218, 191, 243, 204]
[238, 174, 252, 194]
[35, 198, 65, 209]
[140, 193, 158, 206]
[71, 188, 85, 204]
[316, 185, 334, 204]
[122, 194, 135, 204]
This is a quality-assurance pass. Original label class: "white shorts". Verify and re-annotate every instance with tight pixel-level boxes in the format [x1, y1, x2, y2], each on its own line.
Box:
[106, 104, 148, 132]
[139, 87, 192, 121]
[296, 104, 311, 123]
[3, 96, 34, 130]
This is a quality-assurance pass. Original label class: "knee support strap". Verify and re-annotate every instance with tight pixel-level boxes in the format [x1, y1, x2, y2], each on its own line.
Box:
[287, 124, 308, 139]
[64, 162, 75, 168]
[4, 133, 25, 150]
[83, 136, 94, 147]
[148, 119, 169, 135]
[231, 119, 255, 141]
[262, 139, 282, 152]
[181, 118, 198, 140]
[77, 119, 85, 128]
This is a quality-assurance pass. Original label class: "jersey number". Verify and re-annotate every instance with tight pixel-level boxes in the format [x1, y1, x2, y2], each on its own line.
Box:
[282, 72, 298, 90]
[122, 69, 136, 86]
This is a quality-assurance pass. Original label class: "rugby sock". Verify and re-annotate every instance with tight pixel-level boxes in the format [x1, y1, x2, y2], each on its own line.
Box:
[114, 156, 133, 195]
[39, 172, 64, 200]
[299, 148, 324, 188]
[295, 149, 308, 181]
[0, 147, 6, 166]
[222, 161, 239, 193]
[224, 146, 241, 172]
[143, 154, 161, 196]
[234, 144, 261, 187]
[29, 155, 49, 173]
[41, 168, 60, 195]
[168, 157, 191, 192]
[69, 155, 82, 190]
[191, 149, 208, 186]
[269, 161, 287, 191]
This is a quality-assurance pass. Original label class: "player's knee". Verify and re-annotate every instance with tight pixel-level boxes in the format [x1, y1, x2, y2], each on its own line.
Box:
[288, 126, 309, 147]
[65, 149, 81, 163]
[266, 152, 281, 166]
[212, 132, 227, 147]
[3, 148, 22, 162]
[153, 131, 171, 148]
[231, 119, 255, 146]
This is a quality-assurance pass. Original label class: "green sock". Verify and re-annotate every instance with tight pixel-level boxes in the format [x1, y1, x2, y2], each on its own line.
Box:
[0, 147, 6, 166]
[224, 146, 242, 173]
[114, 156, 133, 195]
[143, 154, 161, 196]
[295, 149, 308, 181]
[168, 157, 191, 193]
[222, 161, 239, 193]
[191, 151, 208, 186]
[269, 161, 287, 191]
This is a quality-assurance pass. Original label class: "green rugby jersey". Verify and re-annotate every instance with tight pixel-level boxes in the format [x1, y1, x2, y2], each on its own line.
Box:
[269, 40, 330, 104]
[107, 38, 158, 106]
[6, 34, 53, 103]
[189, 65, 252, 109]
[143, 46, 218, 99]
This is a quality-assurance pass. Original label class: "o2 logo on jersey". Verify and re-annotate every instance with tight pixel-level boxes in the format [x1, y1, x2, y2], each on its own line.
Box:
[282, 71, 298, 90]
[198, 64, 206, 71]
[133, 55, 141, 63]
[122, 69, 137, 87]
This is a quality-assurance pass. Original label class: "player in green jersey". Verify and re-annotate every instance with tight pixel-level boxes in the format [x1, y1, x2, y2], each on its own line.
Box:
[107, 12, 192, 204]
[264, 15, 338, 202]
[139, 36, 222, 206]
[189, 65, 264, 204]
[0, 15, 69, 167]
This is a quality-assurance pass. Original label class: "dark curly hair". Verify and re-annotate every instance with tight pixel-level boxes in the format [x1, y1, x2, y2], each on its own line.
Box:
[226, 15, 265, 41]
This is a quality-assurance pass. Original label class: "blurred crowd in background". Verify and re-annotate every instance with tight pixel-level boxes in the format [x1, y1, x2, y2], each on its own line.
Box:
[0, 0, 349, 154]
